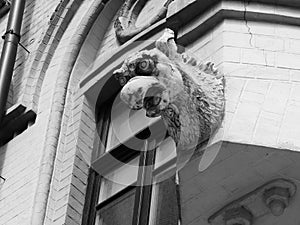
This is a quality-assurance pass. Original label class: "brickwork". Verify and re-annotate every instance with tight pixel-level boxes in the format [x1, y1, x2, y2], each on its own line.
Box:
[45, 96, 95, 225]
[0, 120, 48, 224]
[95, 0, 122, 59]
[0, 0, 69, 224]
[12, 0, 61, 106]
[23, 0, 83, 111]
[0, 0, 91, 224]
[187, 19, 300, 151]
[40, 1, 110, 224]
[30, 1, 103, 223]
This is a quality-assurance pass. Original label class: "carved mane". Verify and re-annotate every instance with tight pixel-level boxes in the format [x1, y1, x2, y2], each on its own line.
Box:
[114, 28, 225, 153]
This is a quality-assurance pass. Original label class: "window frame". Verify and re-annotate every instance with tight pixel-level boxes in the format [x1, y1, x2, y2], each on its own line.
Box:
[82, 93, 179, 225]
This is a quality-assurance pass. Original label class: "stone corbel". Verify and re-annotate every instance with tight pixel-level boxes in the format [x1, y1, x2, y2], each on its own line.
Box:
[114, 28, 225, 152]
[208, 178, 296, 225]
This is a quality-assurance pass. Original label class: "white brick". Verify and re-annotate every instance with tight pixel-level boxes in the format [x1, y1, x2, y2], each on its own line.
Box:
[285, 39, 300, 54]
[225, 78, 245, 93]
[239, 79, 270, 105]
[254, 35, 284, 51]
[253, 111, 282, 145]
[256, 66, 290, 81]
[223, 46, 241, 63]
[290, 84, 300, 102]
[263, 82, 291, 115]
[290, 70, 300, 82]
[221, 62, 257, 78]
[227, 101, 261, 142]
[277, 52, 300, 70]
[223, 31, 253, 48]
[190, 34, 223, 62]
[211, 47, 223, 66]
[244, 79, 270, 94]
[275, 23, 300, 39]
[278, 102, 300, 149]
[241, 48, 275, 66]
[240, 91, 265, 104]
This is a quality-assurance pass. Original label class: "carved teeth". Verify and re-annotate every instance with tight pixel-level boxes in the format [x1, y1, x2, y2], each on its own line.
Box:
[120, 76, 168, 115]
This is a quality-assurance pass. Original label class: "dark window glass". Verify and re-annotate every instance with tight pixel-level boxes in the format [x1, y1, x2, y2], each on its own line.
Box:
[83, 94, 180, 225]
[96, 188, 136, 225]
[150, 176, 179, 225]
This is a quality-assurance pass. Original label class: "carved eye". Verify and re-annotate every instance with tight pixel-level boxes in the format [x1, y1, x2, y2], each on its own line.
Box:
[139, 60, 150, 70]
[136, 58, 154, 75]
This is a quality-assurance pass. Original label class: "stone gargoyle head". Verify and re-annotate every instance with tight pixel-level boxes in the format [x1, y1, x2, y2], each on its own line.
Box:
[114, 29, 225, 153]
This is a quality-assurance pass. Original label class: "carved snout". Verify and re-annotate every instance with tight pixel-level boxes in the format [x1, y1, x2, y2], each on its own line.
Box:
[120, 76, 169, 117]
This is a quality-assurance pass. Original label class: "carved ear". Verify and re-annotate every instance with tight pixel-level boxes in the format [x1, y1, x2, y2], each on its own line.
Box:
[155, 28, 178, 59]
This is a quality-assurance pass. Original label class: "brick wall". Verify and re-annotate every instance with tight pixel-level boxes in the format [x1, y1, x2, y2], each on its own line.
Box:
[0, 0, 88, 224]
[187, 19, 300, 151]
[12, 0, 60, 106]
[0, 0, 66, 224]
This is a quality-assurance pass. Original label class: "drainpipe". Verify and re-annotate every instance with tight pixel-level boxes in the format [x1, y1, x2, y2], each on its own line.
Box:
[0, 0, 25, 125]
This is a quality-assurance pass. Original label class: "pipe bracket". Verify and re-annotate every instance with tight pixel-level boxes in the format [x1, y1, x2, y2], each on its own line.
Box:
[2, 28, 21, 39]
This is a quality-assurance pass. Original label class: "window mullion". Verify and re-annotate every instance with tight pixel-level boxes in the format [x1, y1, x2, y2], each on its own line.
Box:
[82, 104, 111, 225]
[132, 138, 156, 225]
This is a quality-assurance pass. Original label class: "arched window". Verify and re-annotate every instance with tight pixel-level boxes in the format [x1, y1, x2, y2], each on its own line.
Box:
[83, 89, 180, 225]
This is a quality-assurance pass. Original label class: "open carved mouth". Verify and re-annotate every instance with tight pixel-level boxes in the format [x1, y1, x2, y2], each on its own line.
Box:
[119, 76, 169, 118]
[143, 86, 163, 117]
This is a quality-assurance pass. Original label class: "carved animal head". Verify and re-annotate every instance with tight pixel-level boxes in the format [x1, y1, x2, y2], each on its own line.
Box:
[114, 29, 225, 151]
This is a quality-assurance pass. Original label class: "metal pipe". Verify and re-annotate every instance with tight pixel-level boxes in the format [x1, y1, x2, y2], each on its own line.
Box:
[0, 0, 25, 125]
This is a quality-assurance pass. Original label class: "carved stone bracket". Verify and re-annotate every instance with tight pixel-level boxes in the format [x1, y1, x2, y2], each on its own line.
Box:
[114, 0, 174, 44]
[114, 28, 225, 153]
[208, 178, 297, 225]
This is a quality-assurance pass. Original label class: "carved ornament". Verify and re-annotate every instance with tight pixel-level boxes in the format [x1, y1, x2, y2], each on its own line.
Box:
[114, 28, 225, 152]
[114, 0, 174, 44]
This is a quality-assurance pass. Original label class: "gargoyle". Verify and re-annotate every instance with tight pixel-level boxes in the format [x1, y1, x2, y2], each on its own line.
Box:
[114, 29, 225, 160]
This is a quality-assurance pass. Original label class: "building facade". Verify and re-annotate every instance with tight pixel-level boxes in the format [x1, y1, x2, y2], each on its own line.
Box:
[0, 0, 300, 225]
